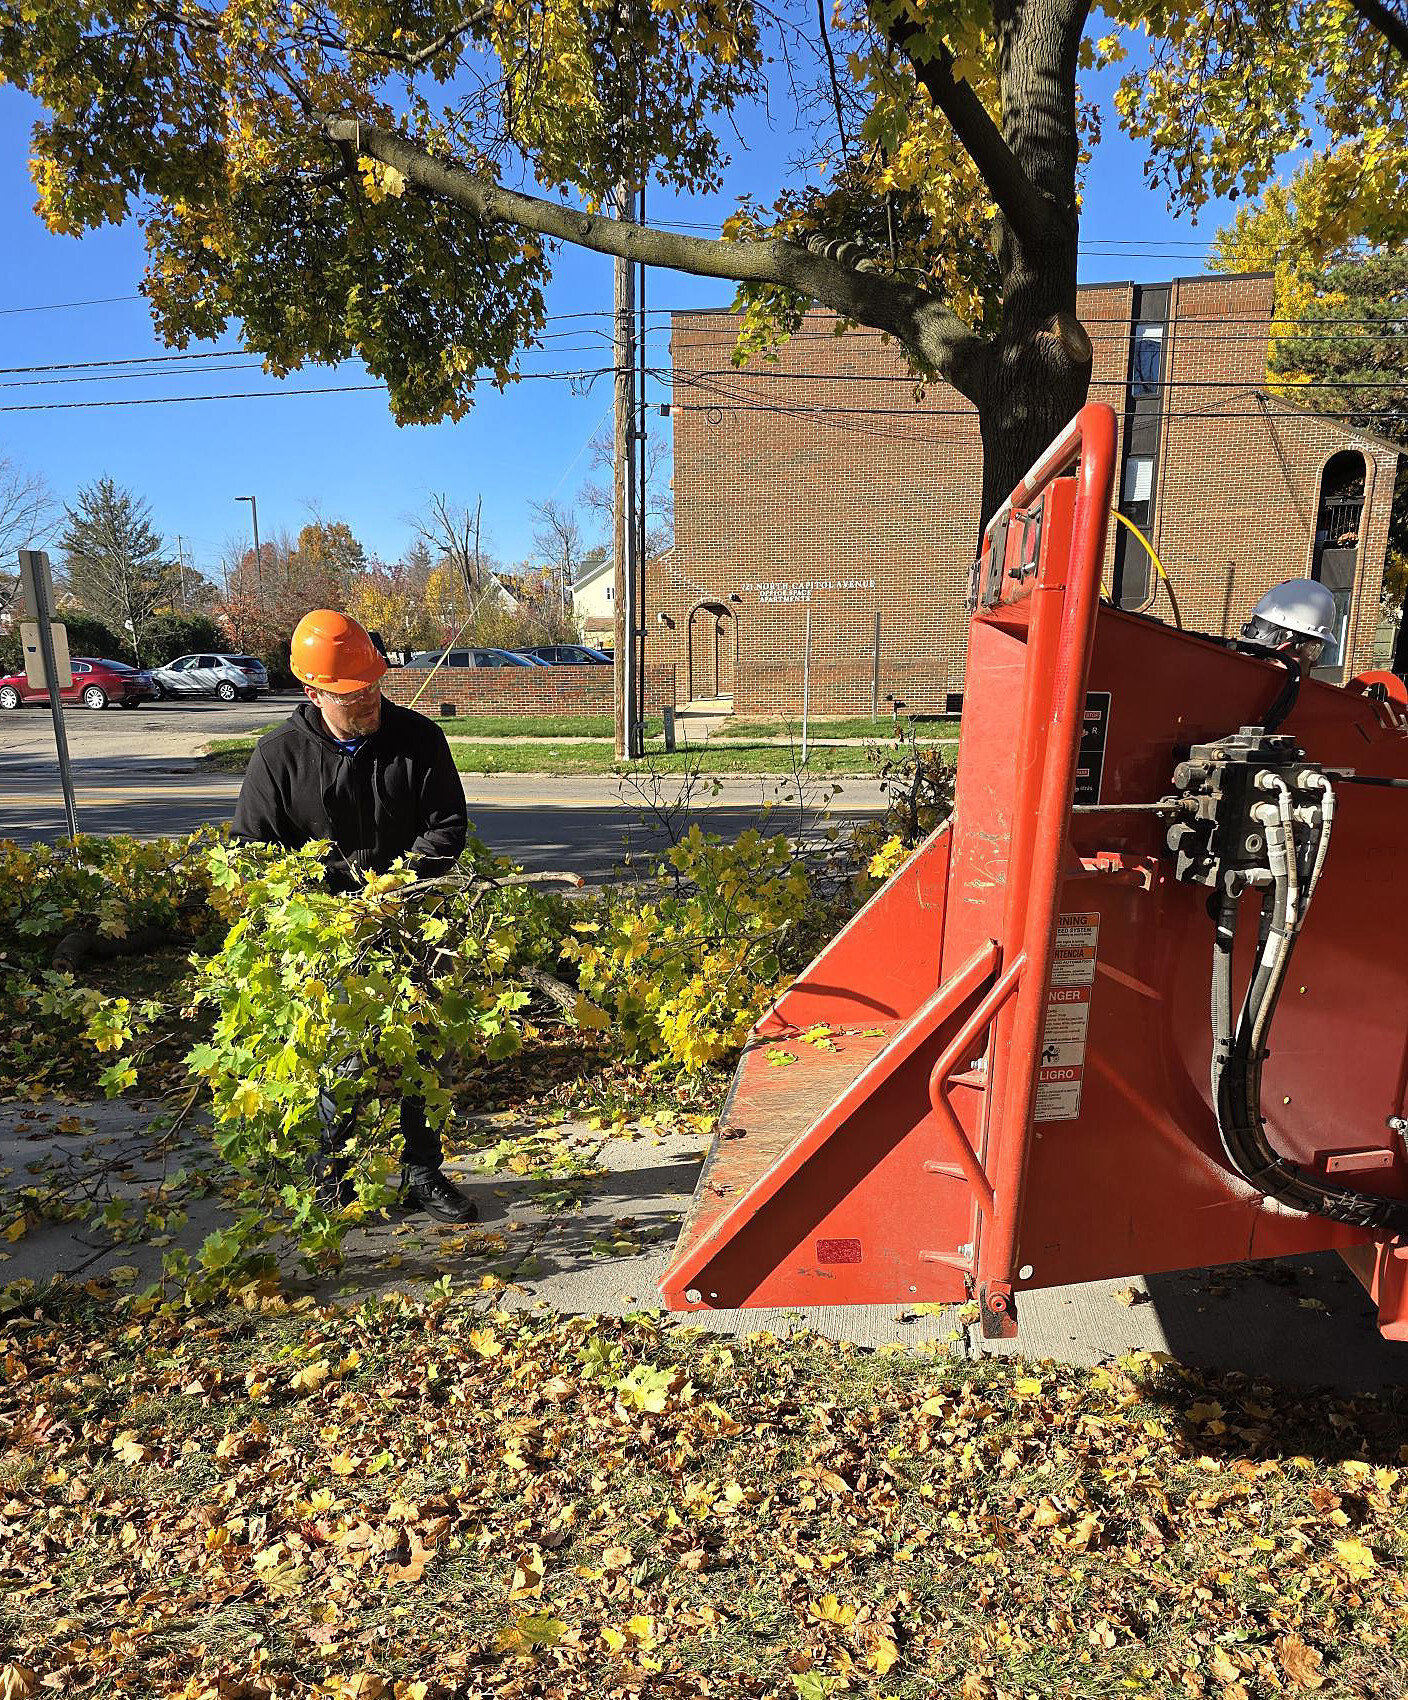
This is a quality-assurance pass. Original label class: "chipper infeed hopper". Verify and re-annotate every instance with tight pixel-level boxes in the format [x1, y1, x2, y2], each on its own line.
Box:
[660, 403, 1408, 1341]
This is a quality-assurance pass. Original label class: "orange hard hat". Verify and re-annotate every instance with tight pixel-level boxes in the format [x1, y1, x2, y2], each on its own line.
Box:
[290, 610, 388, 693]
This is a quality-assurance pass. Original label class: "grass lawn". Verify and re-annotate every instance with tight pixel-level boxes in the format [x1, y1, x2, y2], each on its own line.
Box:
[434, 714, 665, 740]
[205, 737, 938, 777]
[715, 715, 962, 742]
[4, 1287, 1405, 1698]
[448, 740, 897, 776]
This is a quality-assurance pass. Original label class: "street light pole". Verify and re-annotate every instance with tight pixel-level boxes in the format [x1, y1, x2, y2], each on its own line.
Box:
[236, 495, 262, 591]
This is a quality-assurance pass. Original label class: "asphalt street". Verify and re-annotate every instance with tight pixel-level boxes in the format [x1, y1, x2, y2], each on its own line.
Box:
[0, 693, 888, 880]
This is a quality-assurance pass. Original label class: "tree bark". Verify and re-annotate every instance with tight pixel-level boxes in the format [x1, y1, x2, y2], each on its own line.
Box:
[972, 0, 1093, 528]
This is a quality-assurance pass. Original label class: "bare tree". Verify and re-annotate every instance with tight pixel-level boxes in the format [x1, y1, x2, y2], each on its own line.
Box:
[582, 427, 674, 558]
[417, 493, 491, 598]
[0, 455, 59, 625]
[530, 497, 589, 617]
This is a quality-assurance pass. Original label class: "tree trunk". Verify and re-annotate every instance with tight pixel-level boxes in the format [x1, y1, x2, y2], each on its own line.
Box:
[975, 321, 1091, 529]
[974, 0, 1093, 533]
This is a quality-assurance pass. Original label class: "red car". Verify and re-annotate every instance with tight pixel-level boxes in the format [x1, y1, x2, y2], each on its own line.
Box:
[0, 656, 158, 711]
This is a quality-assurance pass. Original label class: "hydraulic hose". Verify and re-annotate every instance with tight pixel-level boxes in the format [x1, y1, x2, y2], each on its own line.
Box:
[1259, 654, 1302, 735]
[1209, 775, 1408, 1232]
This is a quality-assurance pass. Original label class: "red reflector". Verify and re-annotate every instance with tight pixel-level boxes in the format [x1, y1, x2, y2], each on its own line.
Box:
[816, 1237, 862, 1265]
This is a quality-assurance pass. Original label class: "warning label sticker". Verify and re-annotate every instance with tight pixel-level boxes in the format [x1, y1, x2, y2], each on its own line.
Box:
[1035, 915, 1099, 1122]
[1049, 911, 1100, 987]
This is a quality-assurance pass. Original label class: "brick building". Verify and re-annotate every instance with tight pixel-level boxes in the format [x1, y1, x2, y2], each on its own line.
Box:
[647, 273, 1402, 714]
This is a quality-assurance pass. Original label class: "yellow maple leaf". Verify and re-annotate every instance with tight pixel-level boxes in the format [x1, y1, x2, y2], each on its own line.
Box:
[111, 1430, 151, 1465]
[572, 994, 611, 1031]
[808, 1594, 856, 1627]
[867, 1633, 900, 1675]
[289, 1359, 331, 1394]
[1333, 1536, 1376, 1580]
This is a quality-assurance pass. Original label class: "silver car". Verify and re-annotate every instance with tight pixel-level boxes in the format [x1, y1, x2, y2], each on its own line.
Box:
[151, 652, 269, 702]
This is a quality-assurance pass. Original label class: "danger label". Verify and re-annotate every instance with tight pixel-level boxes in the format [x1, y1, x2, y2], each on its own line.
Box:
[1035, 915, 1099, 1122]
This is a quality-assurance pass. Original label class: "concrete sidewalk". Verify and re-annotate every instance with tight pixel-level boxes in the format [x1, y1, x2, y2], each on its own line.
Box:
[4, 1096, 1404, 1392]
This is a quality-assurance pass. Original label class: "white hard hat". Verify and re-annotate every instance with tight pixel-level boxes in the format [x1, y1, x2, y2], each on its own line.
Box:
[1247, 579, 1338, 645]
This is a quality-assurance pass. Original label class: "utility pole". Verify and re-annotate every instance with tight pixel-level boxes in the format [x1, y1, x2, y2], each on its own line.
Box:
[175, 533, 188, 611]
[612, 181, 640, 762]
[634, 177, 648, 757]
[236, 494, 262, 591]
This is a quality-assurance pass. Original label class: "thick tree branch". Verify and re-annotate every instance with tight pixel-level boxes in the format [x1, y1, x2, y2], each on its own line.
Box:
[1348, 0, 1408, 61]
[321, 115, 991, 400]
[883, 17, 1056, 248]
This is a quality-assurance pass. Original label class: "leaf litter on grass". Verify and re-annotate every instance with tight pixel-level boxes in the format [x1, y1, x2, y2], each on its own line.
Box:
[3, 1287, 1407, 1700]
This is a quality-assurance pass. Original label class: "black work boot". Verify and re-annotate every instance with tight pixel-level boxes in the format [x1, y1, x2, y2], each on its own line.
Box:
[401, 1165, 479, 1223]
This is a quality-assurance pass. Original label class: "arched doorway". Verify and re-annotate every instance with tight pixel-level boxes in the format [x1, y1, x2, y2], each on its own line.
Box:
[686, 601, 737, 701]
[1311, 450, 1366, 679]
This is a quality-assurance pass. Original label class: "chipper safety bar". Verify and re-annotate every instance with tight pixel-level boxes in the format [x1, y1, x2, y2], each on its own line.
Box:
[660, 403, 1408, 1341]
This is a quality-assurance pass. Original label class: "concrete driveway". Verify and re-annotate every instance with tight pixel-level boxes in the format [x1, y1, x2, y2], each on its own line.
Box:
[5, 1098, 1403, 1393]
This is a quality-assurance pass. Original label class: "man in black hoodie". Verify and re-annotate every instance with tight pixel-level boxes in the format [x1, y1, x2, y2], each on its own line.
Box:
[231, 609, 477, 1222]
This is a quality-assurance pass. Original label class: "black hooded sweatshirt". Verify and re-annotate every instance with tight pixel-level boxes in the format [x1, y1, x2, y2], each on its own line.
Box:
[231, 700, 467, 890]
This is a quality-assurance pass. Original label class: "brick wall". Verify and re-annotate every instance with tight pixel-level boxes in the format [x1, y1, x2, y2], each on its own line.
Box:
[383, 663, 676, 717]
[653, 276, 1401, 713]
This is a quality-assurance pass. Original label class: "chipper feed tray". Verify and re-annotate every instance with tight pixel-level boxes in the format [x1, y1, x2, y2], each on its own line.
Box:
[660, 404, 1408, 1341]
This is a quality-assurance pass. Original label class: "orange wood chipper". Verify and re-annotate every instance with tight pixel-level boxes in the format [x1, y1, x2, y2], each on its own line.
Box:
[660, 404, 1408, 1342]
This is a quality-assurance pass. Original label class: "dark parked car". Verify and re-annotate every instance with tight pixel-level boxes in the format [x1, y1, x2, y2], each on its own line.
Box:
[522, 644, 613, 665]
[407, 648, 550, 668]
[149, 653, 269, 701]
[0, 656, 157, 711]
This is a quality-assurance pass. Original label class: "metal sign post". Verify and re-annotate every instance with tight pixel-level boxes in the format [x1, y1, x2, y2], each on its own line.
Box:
[801, 604, 812, 765]
[17, 548, 80, 848]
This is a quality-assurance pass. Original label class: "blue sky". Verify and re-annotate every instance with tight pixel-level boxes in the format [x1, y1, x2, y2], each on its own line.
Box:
[0, 52, 1249, 579]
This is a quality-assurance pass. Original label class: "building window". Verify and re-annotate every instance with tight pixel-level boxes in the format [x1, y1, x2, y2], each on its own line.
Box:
[1311, 449, 1367, 678]
[1130, 323, 1164, 397]
[1121, 455, 1154, 529]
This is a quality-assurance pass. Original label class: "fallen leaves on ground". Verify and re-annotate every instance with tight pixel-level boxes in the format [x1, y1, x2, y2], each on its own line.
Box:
[2, 1291, 1406, 1698]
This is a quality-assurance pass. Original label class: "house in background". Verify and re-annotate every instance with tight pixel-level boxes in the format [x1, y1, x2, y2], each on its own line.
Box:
[646, 274, 1402, 713]
[571, 553, 615, 647]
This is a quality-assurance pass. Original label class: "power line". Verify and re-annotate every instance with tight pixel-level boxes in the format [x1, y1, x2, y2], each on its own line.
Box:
[656, 366, 1408, 390]
[0, 362, 267, 390]
[665, 366, 1408, 445]
[0, 368, 615, 413]
[6, 282, 1408, 333]
[0, 293, 144, 316]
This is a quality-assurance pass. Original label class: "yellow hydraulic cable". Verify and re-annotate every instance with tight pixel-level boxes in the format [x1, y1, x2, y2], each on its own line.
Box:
[1111, 508, 1183, 629]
